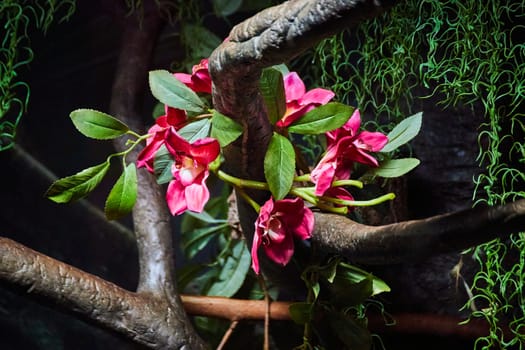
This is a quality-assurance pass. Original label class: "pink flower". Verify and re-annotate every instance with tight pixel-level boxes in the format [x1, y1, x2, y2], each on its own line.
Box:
[251, 197, 314, 274]
[137, 106, 186, 172]
[164, 130, 220, 215]
[174, 59, 212, 94]
[311, 109, 388, 196]
[276, 72, 335, 128]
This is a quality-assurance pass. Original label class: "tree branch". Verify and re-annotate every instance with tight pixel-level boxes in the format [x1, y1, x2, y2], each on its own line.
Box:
[0, 237, 206, 349]
[209, 0, 399, 289]
[107, 3, 206, 348]
[312, 199, 525, 264]
[108, 1, 175, 296]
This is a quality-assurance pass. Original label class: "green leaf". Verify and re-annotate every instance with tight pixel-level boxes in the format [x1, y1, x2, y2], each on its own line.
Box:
[213, 0, 242, 17]
[328, 310, 372, 350]
[206, 240, 251, 297]
[271, 63, 290, 76]
[185, 210, 228, 224]
[178, 118, 211, 143]
[264, 133, 296, 200]
[336, 262, 390, 296]
[289, 302, 313, 325]
[182, 223, 229, 260]
[367, 158, 420, 178]
[70, 109, 129, 140]
[153, 145, 174, 184]
[381, 112, 422, 153]
[182, 24, 222, 58]
[177, 264, 206, 292]
[149, 70, 206, 113]
[211, 110, 243, 147]
[288, 102, 354, 134]
[104, 163, 137, 220]
[259, 67, 286, 125]
[45, 162, 110, 203]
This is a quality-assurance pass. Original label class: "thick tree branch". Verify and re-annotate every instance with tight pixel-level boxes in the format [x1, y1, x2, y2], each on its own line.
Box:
[107, 3, 206, 348]
[209, 0, 397, 181]
[108, 2, 175, 296]
[0, 237, 204, 349]
[313, 199, 525, 264]
[209, 0, 399, 289]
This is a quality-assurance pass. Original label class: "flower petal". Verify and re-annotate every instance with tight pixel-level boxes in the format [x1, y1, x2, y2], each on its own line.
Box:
[344, 109, 361, 135]
[165, 129, 191, 156]
[166, 180, 187, 215]
[263, 233, 294, 267]
[137, 132, 166, 172]
[283, 72, 306, 102]
[293, 206, 314, 240]
[184, 181, 210, 213]
[311, 147, 339, 195]
[165, 106, 187, 128]
[298, 88, 334, 106]
[251, 225, 263, 274]
[357, 131, 389, 152]
[189, 137, 220, 164]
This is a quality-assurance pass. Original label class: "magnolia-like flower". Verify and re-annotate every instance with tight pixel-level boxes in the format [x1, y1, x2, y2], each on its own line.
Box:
[277, 72, 335, 128]
[251, 197, 314, 274]
[311, 109, 388, 196]
[174, 58, 212, 94]
[164, 130, 220, 216]
[137, 106, 186, 172]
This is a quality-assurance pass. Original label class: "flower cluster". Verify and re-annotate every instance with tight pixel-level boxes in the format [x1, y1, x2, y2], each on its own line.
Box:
[137, 59, 219, 216]
[138, 60, 390, 274]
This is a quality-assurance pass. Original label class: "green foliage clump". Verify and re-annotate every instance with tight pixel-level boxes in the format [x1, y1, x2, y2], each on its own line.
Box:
[0, 0, 75, 151]
[313, 0, 525, 348]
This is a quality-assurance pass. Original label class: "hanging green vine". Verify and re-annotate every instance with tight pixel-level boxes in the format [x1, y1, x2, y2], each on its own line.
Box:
[0, 0, 75, 151]
[313, 0, 525, 348]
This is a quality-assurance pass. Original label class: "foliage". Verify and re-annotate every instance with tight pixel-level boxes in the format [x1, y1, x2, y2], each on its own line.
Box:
[0, 0, 75, 151]
[314, 0, 525, 348]
[45, 56, 422, 347]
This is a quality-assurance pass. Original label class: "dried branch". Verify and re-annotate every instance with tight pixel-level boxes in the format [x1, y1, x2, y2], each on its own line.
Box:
[312, 199, 525, 264]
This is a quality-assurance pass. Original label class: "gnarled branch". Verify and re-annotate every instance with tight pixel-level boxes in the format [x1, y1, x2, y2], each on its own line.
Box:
[313, 199, 525, 264]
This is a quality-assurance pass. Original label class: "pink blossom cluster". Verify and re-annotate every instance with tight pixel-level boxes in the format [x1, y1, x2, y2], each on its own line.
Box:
[138, 59, 388, 274]
[137, 59, 218, 216]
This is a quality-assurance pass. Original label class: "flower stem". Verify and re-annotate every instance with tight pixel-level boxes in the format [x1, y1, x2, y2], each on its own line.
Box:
[216, 170, 269, 191]
[235, 187, 261, 213]
[331, 179, 363, 189]
[321, 192, 396, 207]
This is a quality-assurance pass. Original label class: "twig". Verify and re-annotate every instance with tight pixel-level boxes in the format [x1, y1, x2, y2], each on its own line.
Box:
[216, 320, 239, 350]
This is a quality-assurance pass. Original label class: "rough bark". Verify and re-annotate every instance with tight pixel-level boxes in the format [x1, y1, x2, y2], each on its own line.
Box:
[312, 199, 525, 264]
[2, 0, 525, 347]
[209, 0, 399, 289]
[0, 237, 203, 349]
[108, 4, 207, 349]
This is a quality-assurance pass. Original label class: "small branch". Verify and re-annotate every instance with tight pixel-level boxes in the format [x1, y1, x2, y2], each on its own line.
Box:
[181, 295, 493, 340]
[216, 320, 239, 350]
[181, 295, 292, 321]
[312, 199, 525, 264]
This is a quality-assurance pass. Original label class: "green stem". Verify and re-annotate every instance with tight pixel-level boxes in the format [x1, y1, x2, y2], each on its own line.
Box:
[235, 187, 261, 212]
[216, 170, 269, 191]
[321, 192, 396, 207]
[126, 129, 143, 139]
[332, 179, 364, 189]
[294, 174, 311, 182]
